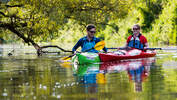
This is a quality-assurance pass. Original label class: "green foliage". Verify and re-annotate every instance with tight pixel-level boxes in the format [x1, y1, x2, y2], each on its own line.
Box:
[0, 0, 177, 48]
[0, 0, 131, 45]
[103, 0, 177, 47]
[149, 0, 177, 45]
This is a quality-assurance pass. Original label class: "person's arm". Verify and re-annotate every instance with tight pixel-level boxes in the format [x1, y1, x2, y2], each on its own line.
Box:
[126, 36, 131, 47]
[72, 38, 82, 53]
[142, 36, 148, 49]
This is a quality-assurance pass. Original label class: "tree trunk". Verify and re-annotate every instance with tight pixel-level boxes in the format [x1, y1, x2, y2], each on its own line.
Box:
[0, 23, 72, 56]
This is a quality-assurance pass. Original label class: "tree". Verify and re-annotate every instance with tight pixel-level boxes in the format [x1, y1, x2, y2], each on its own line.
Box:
[0, 0, 131, 55]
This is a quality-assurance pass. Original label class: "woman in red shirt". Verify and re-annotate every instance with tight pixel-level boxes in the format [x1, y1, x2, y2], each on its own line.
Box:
[126, 24, 148, 50]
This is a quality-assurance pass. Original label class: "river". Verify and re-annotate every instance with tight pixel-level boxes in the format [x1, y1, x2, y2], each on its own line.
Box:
[0, 44, 177, 100]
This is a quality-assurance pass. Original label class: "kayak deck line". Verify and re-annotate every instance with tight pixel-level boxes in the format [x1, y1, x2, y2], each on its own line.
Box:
[99, 49, 156, 62]
[72, 49, 156, 64]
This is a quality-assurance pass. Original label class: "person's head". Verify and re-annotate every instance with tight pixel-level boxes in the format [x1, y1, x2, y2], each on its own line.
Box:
[86, 24, 96, 39]
[132, 24, 140, 35]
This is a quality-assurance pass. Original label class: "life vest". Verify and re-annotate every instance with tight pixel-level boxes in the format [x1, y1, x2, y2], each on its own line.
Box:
[128, 66, 145, 82]
[128, 34, 144, 49]
[82, 38, 98, 53]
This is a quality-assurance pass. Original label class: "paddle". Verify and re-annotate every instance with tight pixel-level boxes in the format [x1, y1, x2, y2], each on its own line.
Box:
[107, 47, 177, 50]
[107, 47, 132, 50]
[61, 41, 105, 60]
[144, 48, 177, 50]
[107, 47, 128, 50]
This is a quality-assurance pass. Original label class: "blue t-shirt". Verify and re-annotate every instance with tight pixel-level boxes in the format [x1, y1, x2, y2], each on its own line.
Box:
[72, 36, 107, 53]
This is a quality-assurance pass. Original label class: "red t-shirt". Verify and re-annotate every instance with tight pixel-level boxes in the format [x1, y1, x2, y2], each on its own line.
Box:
[127, 34, 147, 45]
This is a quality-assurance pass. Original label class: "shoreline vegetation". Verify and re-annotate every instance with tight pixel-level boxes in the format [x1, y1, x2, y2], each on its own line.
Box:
[0, 0, 176, 53]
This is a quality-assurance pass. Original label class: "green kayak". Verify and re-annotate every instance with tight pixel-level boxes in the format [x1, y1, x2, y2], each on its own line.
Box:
[72, 63, 100, 77]
[72, 52, 100, 65]
[72, 63, 106, 84]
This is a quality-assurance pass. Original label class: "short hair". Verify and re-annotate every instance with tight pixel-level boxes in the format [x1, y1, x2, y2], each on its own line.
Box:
[86, 24, 96, 31]
[133, 24, 140, 29]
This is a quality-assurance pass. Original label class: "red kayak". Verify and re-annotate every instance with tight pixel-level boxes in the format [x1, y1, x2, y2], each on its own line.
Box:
[99, 49, 156, 62]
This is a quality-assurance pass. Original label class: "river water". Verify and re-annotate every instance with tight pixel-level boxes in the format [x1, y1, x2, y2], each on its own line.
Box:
[0, 44, 177, 100]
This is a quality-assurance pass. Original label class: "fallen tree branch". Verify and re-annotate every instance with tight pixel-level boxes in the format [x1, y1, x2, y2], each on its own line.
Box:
[0, 22, 72, 56]
[40, 45, 72, 52]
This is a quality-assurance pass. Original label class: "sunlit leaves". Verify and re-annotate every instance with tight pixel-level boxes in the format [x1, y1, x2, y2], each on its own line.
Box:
[149, 0, 177, 44]
[0, 0, 176, 46]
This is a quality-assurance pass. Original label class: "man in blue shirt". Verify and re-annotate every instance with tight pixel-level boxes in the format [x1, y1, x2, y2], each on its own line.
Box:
[72, 24, 107, 53]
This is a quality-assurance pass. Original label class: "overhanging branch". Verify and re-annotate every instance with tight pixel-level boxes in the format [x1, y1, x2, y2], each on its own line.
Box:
[5, 4, 23, 7]
[0, 11, 7, 17]
[0, 22, 72, 56]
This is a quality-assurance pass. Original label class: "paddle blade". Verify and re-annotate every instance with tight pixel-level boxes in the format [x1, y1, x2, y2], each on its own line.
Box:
[61, 54, 75, 60]
[60, 62, 72, 68]
[61, 56, 71, 60]
[94, 41, 105, 50]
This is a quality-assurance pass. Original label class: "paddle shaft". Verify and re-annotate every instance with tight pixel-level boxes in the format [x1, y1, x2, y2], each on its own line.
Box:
[62, 41, 105, 60]
[62, 47, 95, 60]
[107, 47, 177, 50]
[147, 48, 177, 50]
[107, 47, 131, 50]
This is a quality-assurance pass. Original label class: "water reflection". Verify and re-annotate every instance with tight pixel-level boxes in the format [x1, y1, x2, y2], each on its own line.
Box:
[73, 63, 102, 97]
[0, 45, 3, 56]
[73, 58, 155, 93]
[0, 45, 177, 100]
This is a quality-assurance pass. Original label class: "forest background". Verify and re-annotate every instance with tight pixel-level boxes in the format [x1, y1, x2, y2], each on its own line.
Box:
[0, 0, 177, 51]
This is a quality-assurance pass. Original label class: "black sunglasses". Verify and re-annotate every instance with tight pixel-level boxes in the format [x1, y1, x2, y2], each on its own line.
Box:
[133, 28, 139, 30]
[89, 31, 96, 33]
